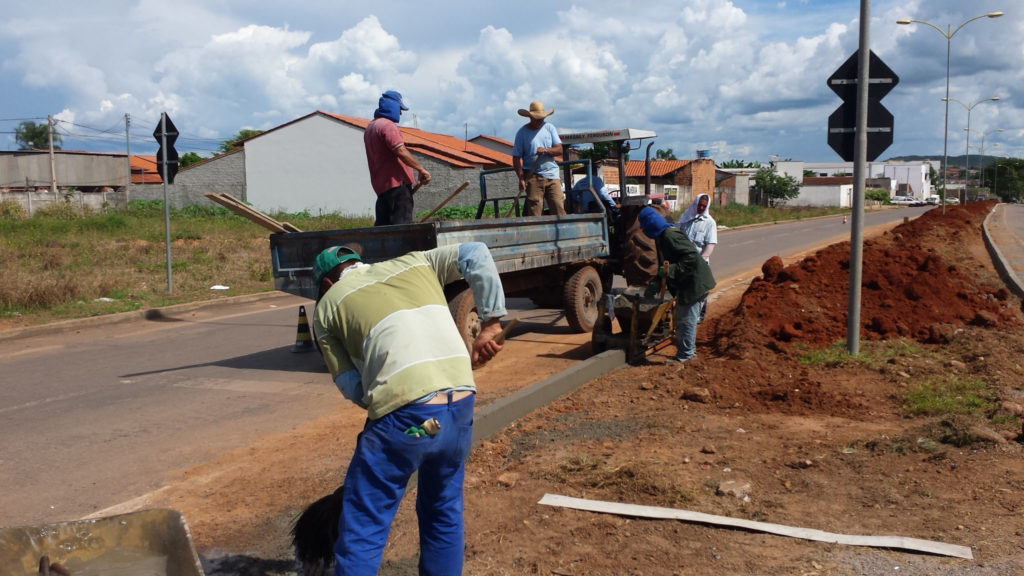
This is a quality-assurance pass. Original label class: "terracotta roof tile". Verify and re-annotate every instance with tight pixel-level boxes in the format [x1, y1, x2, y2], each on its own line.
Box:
[624, 159, 691, 178]
[325, 113, 512, 168]
[131, 155, 163, 184]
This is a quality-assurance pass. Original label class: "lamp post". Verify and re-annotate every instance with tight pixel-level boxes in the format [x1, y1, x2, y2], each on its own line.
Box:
[944, 96, 1000, 197]
[897, 11, 1004, 214]
[994, 162, 1007, 199]
[969, 128, 1003, 191]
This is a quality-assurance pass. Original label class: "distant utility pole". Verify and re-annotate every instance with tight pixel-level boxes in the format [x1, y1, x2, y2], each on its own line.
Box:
[48, 115, 58, 197]
[125, 113, 132, 204]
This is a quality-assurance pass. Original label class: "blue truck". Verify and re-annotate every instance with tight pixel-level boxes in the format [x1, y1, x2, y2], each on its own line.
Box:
[268, 128, 660, 347]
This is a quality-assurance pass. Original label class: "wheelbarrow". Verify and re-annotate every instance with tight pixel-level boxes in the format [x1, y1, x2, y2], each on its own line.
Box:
[591, 280, 676, 365]
[0, 508, 205, 576]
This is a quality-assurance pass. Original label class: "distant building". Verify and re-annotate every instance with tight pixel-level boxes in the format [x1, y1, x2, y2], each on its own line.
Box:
[775, 160, 936, 206]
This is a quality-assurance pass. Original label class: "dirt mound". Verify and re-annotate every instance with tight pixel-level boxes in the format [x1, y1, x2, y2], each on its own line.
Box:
[712, 201, 1019, 362]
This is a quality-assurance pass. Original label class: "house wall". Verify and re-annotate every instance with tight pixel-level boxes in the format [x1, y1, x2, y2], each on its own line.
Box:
[0, 187, 128, 215]
[129, 149, 247, 209]
[794, 184, 853, 207]
[245, 115, 373, 215]
[0, 152, 128, 189]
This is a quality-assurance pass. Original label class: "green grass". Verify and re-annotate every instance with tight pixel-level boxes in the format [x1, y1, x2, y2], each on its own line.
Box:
[0, 198, 850, 328]
[902, 377, 998, 418]
[708, 203, 848, 228]
[797, 338, 921, 367]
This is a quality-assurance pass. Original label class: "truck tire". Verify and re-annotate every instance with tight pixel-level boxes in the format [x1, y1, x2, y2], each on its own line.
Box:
[448, 288, 480, 353]
[564, 266, 602, 333]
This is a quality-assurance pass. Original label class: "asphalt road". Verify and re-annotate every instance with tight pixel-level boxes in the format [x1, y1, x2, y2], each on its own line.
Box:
[0, 206, 930, 528]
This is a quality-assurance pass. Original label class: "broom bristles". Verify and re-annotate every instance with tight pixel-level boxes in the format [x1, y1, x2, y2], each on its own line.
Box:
[291, 484, 343, 574]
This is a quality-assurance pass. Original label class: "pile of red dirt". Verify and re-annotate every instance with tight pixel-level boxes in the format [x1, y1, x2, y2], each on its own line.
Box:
[711, 201, 1019, 362]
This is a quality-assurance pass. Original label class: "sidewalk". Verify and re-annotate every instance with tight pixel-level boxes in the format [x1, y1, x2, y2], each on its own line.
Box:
[983, 203, 1024, 300]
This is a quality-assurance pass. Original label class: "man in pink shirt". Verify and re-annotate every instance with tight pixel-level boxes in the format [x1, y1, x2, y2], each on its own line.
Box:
[364, 90, 431, 226]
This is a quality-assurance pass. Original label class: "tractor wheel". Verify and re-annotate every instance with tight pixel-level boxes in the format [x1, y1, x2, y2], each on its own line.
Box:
[564, 266, 602, 333]
[448, 288, 480, 353]
[619, 207, 659, 287]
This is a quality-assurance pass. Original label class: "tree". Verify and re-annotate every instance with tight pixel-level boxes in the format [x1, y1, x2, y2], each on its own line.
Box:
[15, 120, 61, 150]
[218, 129, 264, 153]
[752, 162, 801, 207]
[575, 141, 627, 163]
[717, 159, 760, 169]
[179, 152, 204, 167]
[655, 148, 676, 160]
[984, 158, 1024, 202]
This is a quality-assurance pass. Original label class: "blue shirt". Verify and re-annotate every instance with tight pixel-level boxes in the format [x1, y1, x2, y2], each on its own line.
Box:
[513, 122, 561, 179]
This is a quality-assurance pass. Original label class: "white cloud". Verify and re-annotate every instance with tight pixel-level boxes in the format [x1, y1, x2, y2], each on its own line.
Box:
[0, 0, 1019, 162]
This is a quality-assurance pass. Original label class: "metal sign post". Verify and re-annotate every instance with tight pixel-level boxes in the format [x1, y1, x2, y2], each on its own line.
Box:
[153, 113, 179, 294]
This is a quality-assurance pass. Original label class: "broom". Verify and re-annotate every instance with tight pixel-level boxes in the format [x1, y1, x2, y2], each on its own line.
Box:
[291, 484, 343, 576]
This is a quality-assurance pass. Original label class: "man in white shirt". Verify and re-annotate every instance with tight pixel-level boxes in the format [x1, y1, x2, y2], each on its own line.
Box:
[676, 193, 717, 321]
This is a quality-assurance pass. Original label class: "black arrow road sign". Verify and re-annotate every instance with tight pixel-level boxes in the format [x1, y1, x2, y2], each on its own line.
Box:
[153, 113, 179, 184]
[827, 50, 899, 102]
[828, 99, 893, 162]
[826, 50, 899, 162]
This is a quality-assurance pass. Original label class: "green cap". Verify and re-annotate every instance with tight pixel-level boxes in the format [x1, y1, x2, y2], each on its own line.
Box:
[313, 246, 361, 286]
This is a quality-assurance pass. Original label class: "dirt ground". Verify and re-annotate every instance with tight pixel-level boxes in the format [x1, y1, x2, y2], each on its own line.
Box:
[154, 201, 1024, 575]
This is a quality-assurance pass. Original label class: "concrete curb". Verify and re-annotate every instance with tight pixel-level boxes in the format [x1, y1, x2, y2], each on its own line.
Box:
[472, 349, 627, 447]
[0, 291, 296, 343]
[982, 204, 1024, 301]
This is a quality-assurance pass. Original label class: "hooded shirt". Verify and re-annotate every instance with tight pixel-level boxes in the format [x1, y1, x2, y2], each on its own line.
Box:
[373, 95, 403, 123]
[675, 193, 718, 261]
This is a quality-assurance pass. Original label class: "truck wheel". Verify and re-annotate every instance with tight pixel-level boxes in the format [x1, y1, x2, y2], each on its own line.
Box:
[448, 288, 480, 353]
[564, 266, 602, 333]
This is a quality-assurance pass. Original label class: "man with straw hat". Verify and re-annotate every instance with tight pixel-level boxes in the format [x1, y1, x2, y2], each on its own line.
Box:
[512, 100, 566, 217]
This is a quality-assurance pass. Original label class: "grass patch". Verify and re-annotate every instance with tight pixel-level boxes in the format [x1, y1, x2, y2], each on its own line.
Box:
[0, 199, 855, 329]
[902, 377, 997, 418]
[708, 204, 848, 228]
[798, 338, 921, 368]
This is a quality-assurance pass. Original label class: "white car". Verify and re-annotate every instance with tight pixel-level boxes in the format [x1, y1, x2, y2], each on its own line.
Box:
[891, 196, 916, 206]
[945, 196, 960, 205]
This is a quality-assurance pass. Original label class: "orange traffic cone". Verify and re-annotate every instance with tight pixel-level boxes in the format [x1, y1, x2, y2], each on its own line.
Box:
[292, 305, 314, 353]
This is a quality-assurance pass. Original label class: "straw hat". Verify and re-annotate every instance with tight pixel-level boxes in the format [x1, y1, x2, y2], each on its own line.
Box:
[518, 101, 554, 119]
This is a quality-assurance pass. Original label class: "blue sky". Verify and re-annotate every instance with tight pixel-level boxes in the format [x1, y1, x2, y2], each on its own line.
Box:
[1, 0, 1019, 163]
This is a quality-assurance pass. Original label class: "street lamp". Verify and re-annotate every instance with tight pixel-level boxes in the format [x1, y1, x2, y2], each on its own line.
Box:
[967, 128, 1004, 191]
[944, 96, 1000, 194]
[897, 11, 1004, 213]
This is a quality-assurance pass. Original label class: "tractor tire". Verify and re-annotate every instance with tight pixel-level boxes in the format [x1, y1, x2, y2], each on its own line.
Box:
[620, 212, 658, 287]
[448, 288, 480, 354]
[564, 266, 602, 333]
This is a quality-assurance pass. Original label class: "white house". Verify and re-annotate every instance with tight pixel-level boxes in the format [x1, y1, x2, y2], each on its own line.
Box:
[774, 160, 937, 206]
[243, 111, 513, 215]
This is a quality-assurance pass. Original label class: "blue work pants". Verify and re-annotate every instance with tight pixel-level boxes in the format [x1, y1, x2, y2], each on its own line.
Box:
[674, 296, 704, 361]
[335, 392, 475, 576]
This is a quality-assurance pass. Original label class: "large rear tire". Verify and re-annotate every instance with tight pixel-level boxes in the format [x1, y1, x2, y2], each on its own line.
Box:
[564, 266, 602, 333]
[448, 288, 480, 353]
[619, 206, 659, 287]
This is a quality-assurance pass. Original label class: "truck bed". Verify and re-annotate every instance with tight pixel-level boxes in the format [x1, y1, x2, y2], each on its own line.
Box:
[270, 213, 609, 300]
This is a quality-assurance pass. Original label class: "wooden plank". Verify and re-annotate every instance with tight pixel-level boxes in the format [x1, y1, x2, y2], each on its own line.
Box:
[538, 494, 974, 560]
[204, 193, 301, 233]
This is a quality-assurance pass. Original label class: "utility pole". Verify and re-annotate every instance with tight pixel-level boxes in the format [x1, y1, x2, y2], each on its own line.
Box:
[125, 113, 132, 204]
[846, 0, 870, 355]
[47, 115, 58, 198]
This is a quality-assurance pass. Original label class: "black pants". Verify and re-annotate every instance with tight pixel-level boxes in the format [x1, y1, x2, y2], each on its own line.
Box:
[374, 184, 414, 226]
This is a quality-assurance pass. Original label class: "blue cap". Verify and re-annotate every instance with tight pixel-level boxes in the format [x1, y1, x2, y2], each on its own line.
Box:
[382, 90, 409, 111]
[637, 206, 670, 239]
